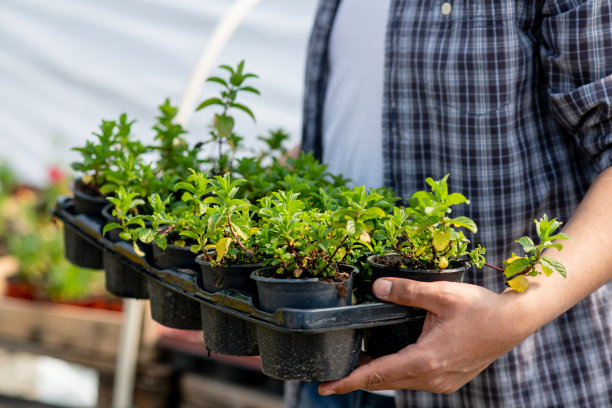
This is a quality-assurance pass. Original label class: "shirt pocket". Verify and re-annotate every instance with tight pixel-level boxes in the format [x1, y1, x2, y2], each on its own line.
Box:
[422, 17, 530, 115]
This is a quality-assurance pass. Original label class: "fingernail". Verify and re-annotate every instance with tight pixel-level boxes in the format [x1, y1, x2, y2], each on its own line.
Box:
[320, 389, 336, 396]
[373, 279, 392, 297]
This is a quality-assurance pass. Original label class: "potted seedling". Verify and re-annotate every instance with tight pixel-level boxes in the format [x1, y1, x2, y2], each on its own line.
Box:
[363, 175, 485, 357]
[184, 173, 263, 356]
[70, 113, 143, 215]
[67, 113, 143, 268]
[101, 187, 149, 299]
[363, 175, 569, 358]
[250, 187, 389, 381]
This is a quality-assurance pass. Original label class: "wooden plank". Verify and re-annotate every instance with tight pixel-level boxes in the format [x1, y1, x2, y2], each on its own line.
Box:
[180, 373, 283, 408]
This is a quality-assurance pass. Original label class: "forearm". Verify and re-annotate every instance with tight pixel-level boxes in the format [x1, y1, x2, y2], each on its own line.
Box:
[510, 166, 612, 335]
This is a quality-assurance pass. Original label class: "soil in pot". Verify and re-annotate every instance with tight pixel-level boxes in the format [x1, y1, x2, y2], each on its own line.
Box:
[363, 254, 468, 358]
[250, 266, 362, 381]
[195, 254, 260, 356]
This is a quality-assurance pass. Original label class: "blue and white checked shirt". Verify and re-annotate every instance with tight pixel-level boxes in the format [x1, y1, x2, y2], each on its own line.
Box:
[302, 1, 612, 406]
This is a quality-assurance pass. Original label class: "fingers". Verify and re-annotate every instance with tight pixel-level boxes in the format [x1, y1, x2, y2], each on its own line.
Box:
[318, 348, 422, 395]
[373, 278, 459, 313]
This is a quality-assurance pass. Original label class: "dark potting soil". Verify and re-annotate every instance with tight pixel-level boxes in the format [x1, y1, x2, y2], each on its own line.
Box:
[74, 178, 104, 198]
[373, 254, 462, 270]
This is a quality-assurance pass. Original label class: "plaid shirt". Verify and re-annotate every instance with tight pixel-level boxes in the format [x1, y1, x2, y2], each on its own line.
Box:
[302, 0, 612, 406]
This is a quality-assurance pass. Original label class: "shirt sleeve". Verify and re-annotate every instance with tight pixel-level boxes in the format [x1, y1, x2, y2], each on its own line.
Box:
[540, 0, 612, 173]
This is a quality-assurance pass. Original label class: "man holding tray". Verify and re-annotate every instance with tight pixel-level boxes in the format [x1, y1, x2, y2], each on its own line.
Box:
[295, 0, 612, 407]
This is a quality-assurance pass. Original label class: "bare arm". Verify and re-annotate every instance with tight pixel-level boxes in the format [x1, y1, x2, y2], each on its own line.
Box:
[319, 166, 612, 395]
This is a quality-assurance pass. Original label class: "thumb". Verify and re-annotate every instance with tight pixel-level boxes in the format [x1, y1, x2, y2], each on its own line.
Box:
[373, 278, 453, 313]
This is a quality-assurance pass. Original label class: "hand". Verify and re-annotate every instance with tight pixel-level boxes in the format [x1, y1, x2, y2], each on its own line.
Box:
[319, 278, 534, 395]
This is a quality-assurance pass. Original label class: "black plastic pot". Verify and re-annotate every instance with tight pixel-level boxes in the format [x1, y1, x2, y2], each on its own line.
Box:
[195, 254, 260, 356]
[152, 243, 199, 271]
[250, 266, 361, 381]
[70, 179, 108, 216]
[100, 205, 149, 299]
[363, 254, 469, 358]
[63, 222, 104, 269]
[147, 246, 202, 330]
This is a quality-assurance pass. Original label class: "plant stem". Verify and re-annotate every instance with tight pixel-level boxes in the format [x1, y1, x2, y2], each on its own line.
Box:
[227, 213, 247, 251]
[484, 263, 504, 272]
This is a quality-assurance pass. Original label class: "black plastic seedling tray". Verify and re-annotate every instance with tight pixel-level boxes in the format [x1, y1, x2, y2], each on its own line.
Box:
[53, 196, 424, 381]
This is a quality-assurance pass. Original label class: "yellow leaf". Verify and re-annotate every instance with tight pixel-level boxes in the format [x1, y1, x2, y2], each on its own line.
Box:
[507, 275, 529, 292]
[215, 237, 232, 262]
[542, 266, 553, 276]
[438, 257, 449, 269]
[133, 241, 145, 257]
[432, 230, 451, 252]
[359, 230, 372, 243]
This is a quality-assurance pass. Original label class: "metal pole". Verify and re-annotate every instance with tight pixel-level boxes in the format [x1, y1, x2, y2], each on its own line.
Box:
[175, 0, 263, 126]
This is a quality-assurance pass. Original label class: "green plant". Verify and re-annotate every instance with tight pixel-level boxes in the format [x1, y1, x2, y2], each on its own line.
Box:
[197, 61, 260, 175]
[501, 215, 570, 292]
[185, 173, 260, 265]
[257, 186, 388, 279]
[71, 113, 145, 194]
[102, 187, 147, 252]
[152, 99, 201, 176]
[378, 175, 485, 270]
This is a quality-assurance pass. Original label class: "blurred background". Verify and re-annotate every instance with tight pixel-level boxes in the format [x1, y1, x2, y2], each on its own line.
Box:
[0, 1, 317, 406]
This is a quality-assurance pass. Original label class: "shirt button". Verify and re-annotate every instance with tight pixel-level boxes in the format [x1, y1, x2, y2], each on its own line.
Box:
[441, 2, 452, 15]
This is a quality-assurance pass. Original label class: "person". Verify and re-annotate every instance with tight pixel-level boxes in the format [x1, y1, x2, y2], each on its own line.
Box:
[292, 0, 612, 407]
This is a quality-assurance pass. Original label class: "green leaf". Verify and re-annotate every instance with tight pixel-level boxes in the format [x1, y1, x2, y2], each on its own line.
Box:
[103, 222, 121, 236]
[174, 182, 195, 193]
[362, 207, 386, 219]
[445, 193, 469, 206]
[547, 233, 571, 242]
[215, 115, 235, 138]
[155, 235, 167, 251]
[239, 86, 260, 95]
[119, 231, 132, 241]
[206, 76, 228, 87]
[450, 216, 477, 233]
[540, 256, 567, 278]
[516, 236, 536, 254]
[229, 102, 256, 121]
[180, 230, 199, 240]
[503, 257, 531, 278]
[196, 97, 224, 111]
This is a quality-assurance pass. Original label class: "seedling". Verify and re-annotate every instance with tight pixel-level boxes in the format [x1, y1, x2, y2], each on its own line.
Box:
[501, 215, 570, 292]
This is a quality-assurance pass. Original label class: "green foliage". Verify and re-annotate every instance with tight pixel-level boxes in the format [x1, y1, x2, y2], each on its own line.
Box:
[197, 61, 260, 175]
[196, 173, 259, 265]
[102, 187, 146, 254]
[256, 187, 390, 279]
[504, 215, 570, 292]
[379, 175, 483, 270]
[71, 113, 142, 192]
[152, 99, 200, 176]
